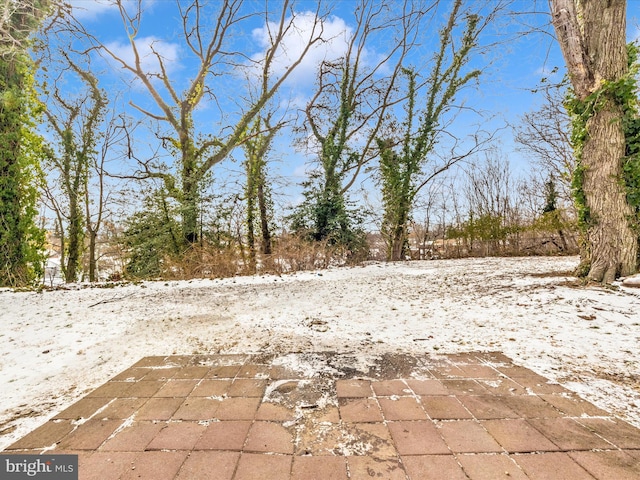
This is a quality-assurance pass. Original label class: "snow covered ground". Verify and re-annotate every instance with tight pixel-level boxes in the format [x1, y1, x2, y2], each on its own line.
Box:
[1, 255, 640, 450]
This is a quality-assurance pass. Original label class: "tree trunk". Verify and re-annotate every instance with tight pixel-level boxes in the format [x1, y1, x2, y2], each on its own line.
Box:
[246, 177, 257, 273]
[65, 196, 81, 283]
[551, 0, 638, 282]
[182, 158, 199, 245]
[388, 225, 408, 261]
[88, 229, 97, 282]
[0, 59, 26, 286]
[257, 180, 272, 255]
[582, 102, 637, 282]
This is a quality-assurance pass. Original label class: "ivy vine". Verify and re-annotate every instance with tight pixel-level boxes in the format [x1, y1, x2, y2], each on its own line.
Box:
[564, 43, 640, 233]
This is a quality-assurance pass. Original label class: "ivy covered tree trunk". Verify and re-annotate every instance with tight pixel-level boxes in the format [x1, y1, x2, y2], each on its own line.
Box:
[42, 58, 107, 283]
[551, 0, 638, 283]
[376, 1, 482, 262]
[0, 1, 51, 286]
[378, 138, 414, 261]
[65, 190, 82, 282]
[243, 118, 277, 271]
[0, 60, 25, 285]
[581, 101, 637, 281]
[257, 180, 272, 255]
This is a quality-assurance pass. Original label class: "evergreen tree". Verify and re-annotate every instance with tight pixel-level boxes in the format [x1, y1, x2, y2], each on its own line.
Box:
[542, 177, 559, 214]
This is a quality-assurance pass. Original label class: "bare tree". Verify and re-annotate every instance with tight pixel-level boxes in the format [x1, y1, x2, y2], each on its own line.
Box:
[1, 0, 63, 57]
[463, 154, 516, 256]
[514, 85, 575, 209]
[40, 50, 107, 282]
[84, 109, 132, 281]
[1, 0, 65, 286]
[243, 115, 279, 272]
[550, 0, 637, 282]
[376, 0, 497, 261]
[291, 0, 423, 246]
[93, 0, 326, 246]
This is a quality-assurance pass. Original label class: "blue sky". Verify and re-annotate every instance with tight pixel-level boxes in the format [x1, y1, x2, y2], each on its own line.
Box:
[58, 0, 640, 223]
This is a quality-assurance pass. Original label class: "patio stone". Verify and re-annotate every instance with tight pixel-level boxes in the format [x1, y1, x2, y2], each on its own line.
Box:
[145, 422, 206, 451]
[401, 454, 468, 480]
[498, 394, 564, 418]
[175, 451, 239, 480]
[234, 453, 292, 480]
[440, 379, 489, 395]
[456, 453, 529, 480]
[227, 378, 268, 397]
[99, 398, 147, 419]
[569, 450, 640, 480]
[344, 422, 396, 459]
[527, 417, 614, 450]
[153, 380, 198, 397]
[98, 421, 164, 452]
[481, 419, 561, 453]
[514, 452, 595, 479]
[6, 419, 75, 450]
[124, 380, 165, 397]
[437, 420, 503, 453]
[56, 419, 122, 450]
[291, 455, 347, 479]
[77, 452, 138, 480]
[5, 352, 640, 480]
[387, 421, 450, 455]
[207, 364, 242, 379]
[189, 379, 232, 397]
[574, 417, 640, 449]
[538, 393, 609, 417]
[172, 397, 220, 421]
[256, 402, 298, 422]
[404, 378, 449, 395]
[194, 420, 251, 451]
[244, 421, 294, 454]
[338, 397, 383, 423]
[135, 397, 183, 420]
[346, 456, 406, 479]
[53, 397, 112, 420]
[335, 379, 373, 398]
[214, 397, 260, 420]
[378, 397, 428, 421]
[119, 450, 188, 480]
[457, 395, 520, 420]
[421, 395, 474, 420]
[371, 380, 410, 396]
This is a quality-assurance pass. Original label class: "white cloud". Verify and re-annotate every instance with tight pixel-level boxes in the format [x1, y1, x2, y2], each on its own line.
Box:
[70, 0, 158, 22]
[249, 12, 353, 88]
[69, 0, 116, 21]
[104, 35, 182, 78]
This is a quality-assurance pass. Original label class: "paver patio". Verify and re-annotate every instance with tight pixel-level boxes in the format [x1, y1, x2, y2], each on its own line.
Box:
[3, 352, 640, 479]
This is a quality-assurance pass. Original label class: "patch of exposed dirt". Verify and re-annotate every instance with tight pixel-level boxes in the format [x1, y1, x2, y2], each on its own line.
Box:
[528, 270, 576, 278]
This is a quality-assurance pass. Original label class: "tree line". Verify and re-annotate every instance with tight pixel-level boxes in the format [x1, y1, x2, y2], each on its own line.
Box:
[1, 0, 638, 286]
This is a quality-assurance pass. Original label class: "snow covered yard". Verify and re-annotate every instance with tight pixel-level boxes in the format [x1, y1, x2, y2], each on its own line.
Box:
[1, 255, 640, 450]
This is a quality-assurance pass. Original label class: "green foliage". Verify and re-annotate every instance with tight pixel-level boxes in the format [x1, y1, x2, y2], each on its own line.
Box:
[376, 1, 481, 261]
[531, 209, 570, 235]
[449, 212, 511, 245]
[288, 171, 369, 259]
[41, 58, 108, 282]
[542, 177, 559, 214]
[565, 42, 640, 233]
[243, 117, 276, 262]
[0, 52, 46, 286]
[122, 190, 182, 278]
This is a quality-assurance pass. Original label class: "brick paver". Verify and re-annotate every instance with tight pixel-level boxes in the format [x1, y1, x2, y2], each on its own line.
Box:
[4, 352, 640, 479]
